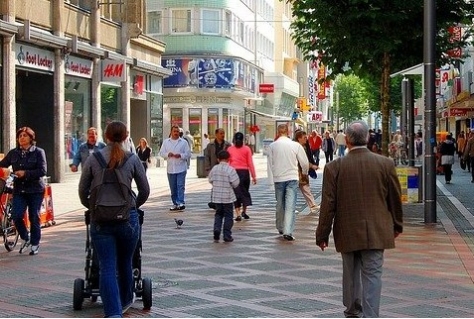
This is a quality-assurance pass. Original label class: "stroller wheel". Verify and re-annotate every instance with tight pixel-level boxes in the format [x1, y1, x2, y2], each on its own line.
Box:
[142, 277, 152, 310]
[73, 278, 85, 310]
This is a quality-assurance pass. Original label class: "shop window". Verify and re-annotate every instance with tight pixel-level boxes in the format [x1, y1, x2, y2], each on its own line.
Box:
[208, 108, 219, 140]
[101, 85, 121, 135]
[202, 9, 220, 35]
[170, 108, 183, 129]
[64, 77, 92, 172]
[189, 108, 202, 152]
[150, 94, 163, 154]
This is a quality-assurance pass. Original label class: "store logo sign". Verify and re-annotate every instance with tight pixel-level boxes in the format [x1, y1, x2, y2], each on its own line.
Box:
[101, 59, 126, 82]
[15, 44, 54, 72]
[65, 55, 93, 78]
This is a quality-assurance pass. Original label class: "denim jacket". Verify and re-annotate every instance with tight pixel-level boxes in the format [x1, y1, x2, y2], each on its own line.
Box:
[0, 145, 47, 194]
[71, 141, 106, 168]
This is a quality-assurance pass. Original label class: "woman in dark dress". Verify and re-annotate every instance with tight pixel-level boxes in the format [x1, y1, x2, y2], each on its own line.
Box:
[136, 137, 152, 172]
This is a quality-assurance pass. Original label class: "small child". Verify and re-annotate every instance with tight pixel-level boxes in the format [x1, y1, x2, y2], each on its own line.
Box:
[208, 150, 240, 242]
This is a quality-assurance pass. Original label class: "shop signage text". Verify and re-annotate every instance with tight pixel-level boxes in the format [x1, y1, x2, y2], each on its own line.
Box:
[307, 111, 323, 123]
[15, 44, 54, 72]
[102, 59, 126, 82]
[164, 96, 232, 104]
[65, 55, 93, 78]
[259, 83, 274, 93]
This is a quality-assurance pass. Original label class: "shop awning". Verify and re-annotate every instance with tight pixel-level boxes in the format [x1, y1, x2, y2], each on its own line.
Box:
[390, 63, 424, 77]
[248, 109, 291, 120]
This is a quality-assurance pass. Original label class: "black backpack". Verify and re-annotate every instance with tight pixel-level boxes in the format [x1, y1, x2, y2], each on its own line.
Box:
[89, 152, 134, 224]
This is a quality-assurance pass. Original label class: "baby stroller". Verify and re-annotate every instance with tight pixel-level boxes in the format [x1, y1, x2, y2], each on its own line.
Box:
[73, 209, 152, 311]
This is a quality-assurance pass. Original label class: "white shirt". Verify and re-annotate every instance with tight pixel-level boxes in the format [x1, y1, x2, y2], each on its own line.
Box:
[158, 137, 191, 174]
[267, 136, 309, 183]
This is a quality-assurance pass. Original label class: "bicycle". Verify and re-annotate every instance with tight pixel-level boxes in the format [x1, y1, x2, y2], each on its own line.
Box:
[0, 174, 18, 252]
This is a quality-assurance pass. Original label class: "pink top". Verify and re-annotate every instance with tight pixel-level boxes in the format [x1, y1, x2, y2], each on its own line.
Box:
[227, 145, 256, 180]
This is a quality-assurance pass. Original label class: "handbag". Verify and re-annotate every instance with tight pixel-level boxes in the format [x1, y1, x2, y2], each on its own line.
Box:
[441, 155, 455, 165]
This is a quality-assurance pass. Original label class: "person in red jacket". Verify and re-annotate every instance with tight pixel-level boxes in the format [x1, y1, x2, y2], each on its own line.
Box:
[308, 130, 323, 165]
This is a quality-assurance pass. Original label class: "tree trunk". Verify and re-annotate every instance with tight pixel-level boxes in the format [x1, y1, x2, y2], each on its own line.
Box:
[380, 52, 391, 156]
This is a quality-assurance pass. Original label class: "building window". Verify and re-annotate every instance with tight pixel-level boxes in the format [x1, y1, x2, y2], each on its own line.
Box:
[207, 108, 219, 140]
[148, 11, 162, 34]
[202, 9, 220, 35]
[171, 9, 192, 33]
[100, 84, 122, 137]
[225, 11, 232, 36]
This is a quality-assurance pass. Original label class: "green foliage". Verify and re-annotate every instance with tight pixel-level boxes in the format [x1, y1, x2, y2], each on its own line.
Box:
[334, 74, 372, 122]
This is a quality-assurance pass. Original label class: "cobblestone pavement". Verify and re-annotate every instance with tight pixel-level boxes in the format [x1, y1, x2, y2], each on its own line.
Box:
[1, 155, 474, 317]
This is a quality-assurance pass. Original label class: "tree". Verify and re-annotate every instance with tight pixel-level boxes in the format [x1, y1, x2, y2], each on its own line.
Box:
[334, 74, 372, 125]
[290, 0, 474, 154]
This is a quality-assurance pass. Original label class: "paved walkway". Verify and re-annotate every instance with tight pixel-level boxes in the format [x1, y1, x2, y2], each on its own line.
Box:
[1, 155, 474, 317]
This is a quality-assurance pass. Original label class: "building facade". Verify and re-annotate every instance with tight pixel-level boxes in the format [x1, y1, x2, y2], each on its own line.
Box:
[148, 0, 302, 152]
[0, 0, 170, 182]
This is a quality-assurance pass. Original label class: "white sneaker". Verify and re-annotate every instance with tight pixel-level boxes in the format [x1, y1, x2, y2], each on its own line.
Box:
[29, 245, 39, 255]
[19, 240, 30, 254]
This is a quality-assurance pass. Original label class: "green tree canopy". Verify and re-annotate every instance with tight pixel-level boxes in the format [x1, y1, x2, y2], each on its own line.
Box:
[289, 0, 474, 153]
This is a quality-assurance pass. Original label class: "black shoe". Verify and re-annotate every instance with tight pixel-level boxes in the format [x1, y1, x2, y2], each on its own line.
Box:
[224, 237, 234, 242]
[170, 205, 179, 211]
[278, 231, 283, 235]
[471, 179, 474, 183]
[235, 216, 242, 221]
[213, 231, 220, 241]
[241, 212, 250, 219]
[208, 202, 216, 209]
[283, 234, 295, 241]
[177, 205, 185, 211]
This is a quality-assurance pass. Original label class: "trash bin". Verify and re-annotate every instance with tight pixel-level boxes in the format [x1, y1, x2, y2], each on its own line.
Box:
[196, 156, 206, 178]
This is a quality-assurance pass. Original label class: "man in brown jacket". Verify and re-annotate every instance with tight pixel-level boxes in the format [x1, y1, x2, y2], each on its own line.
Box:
[316, 120, 403, 318]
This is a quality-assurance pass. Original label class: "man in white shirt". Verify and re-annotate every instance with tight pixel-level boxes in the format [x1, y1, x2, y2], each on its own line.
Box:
[159, 125, 192, 211]
[335, 130, 346, 157]
[267, 124, 309, 241]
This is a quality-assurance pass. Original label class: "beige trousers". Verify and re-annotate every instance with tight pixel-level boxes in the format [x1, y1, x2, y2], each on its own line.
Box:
[298, 183, 317, 208]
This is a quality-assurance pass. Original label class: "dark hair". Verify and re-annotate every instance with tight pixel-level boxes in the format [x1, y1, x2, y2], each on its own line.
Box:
[294, 130, 306, 142]
[217, 150, 230, 160]
[16, 126, 36, 143]
[104, 121, 127, 168]
[233, 132, 244, 147]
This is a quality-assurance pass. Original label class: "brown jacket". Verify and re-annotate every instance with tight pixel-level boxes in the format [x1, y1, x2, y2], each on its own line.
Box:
[463, 137, 474, 160]
[203, 140, 231, 176]
[316, 147, 403, 253]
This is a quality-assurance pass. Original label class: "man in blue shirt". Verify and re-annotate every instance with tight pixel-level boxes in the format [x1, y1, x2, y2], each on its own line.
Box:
[70, 127, 106, 172]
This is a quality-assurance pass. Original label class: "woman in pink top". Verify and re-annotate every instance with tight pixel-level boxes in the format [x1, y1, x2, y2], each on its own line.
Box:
[228, 132, 257, 221]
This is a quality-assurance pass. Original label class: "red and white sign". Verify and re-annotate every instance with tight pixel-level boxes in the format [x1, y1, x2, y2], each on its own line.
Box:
[259, 83, 274, 93]
[307, 111, 323, 123]
[447, 26, 462, 58]
[15, 43, 54, 72]
[317, 65, 326, 100]
[102, 59, 127, 82]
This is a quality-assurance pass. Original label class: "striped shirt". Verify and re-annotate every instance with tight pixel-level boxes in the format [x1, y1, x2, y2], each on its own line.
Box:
[208, 162, 240, 204]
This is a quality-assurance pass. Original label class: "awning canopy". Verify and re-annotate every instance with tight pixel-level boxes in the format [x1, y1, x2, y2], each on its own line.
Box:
[248, 109, 291, 120]
[390, 63, 424, 78]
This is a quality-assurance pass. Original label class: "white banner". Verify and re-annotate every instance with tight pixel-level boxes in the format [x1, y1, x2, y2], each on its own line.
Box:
[65, 55, 93, 78]
[307, 111, 323, 123]
[101, 59, 127, 82]
[15, 43, 54, 72]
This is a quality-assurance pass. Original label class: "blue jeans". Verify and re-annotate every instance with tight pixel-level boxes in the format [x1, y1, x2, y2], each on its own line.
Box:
[214, 203, 234, 240]
[342, 249, 384, 318]
[312, 149, 321, 165]
[167, 171, 187, 206]
[338, 145, 346, 157]
[12, 192, 44, 246]
[90, 210, 139, 318]
[274, 180, 298, 236]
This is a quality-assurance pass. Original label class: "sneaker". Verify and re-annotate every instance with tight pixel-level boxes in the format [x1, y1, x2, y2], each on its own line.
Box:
[213, 230, 220, 242]
[235, 216, 242, 221]
[278, 231, 283, 235]
[122, 294, 136, 314]
[283, 234, 295, 241]
[177, 205, 186, 211]
[19, 239, 30, 254]
[241, 212, 250, 219]
[224, 237, 234, 242]
[170, 205, 179, 211]
[29, 245, 39, 255]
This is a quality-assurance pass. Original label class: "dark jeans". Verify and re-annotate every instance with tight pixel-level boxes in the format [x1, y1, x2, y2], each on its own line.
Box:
[12, 192, 44, 245]
[214, 203, 234, 240]
[442, 164, 452, 182]
[311, 149, 321, 165]
[234, 169, 252, 209]
[324, 151, 334, 163]
[90, 210, 139, 317]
